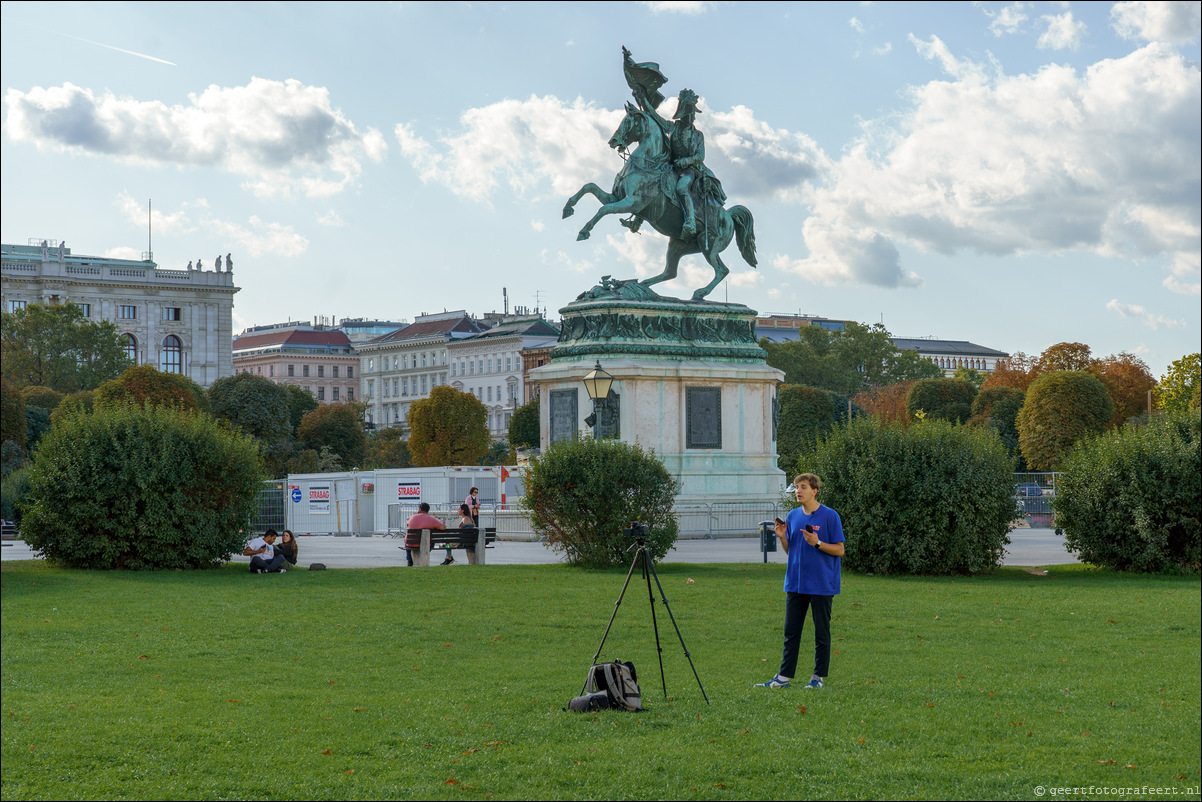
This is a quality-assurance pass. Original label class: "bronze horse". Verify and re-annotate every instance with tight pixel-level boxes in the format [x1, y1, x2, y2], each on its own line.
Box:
[563, 103, 756, 301]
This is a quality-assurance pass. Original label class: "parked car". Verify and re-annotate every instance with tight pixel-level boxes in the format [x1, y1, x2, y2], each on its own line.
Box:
[1014, 482, 1043, 497]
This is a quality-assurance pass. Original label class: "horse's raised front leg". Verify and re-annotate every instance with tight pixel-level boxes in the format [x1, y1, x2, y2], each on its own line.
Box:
[563, 184, 615, 219]
[577, 195, 641, 241]
[642, 237, 691, 288]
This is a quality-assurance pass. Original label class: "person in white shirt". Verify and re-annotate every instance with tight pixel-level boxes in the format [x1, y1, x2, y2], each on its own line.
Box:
[243, 529, 287, 574]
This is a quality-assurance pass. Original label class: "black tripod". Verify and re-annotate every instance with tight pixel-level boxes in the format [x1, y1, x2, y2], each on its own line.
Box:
[582, 534, 710, 704]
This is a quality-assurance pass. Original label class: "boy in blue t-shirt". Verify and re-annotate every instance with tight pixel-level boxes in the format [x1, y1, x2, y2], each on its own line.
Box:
[755, 473, 845, 690]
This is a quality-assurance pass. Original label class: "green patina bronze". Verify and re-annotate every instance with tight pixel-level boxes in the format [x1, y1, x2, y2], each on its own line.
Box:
[562, 47, 759, 302]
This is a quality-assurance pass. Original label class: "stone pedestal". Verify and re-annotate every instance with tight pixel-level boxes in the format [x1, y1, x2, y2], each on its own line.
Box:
[531, 283, 785, 503]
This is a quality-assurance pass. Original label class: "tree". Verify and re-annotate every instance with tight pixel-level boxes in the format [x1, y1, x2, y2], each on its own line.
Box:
[1091, 352, 1156, 427]
[1057, 410, 1199, 573]
[776, 385, 854, 473]
[1, 303, 130, 393]
[508, 397, 540, 450]
[951, 366, 986, 389]
[1017, 370, 1113, 470]
[20, 386, 64, 412]
[969, 385, 1026, 469]
[853, 381, 918, 427]
[94, 365, 208, 413]
[19, 403, 264, 570]
[49, 390, 95, 426]
[480, 440, 510, 466]
[801, 417, 1014, 575]
[1, 379, 26, 450]
[1155, 353, 1200, 415]
[906, 378, 977, 424]
[522, 437, 679, 568]
[207, 373, 292, 442]
[407, 386, 489, 467]
[364, 427, 411, 469]
[1036, 342, 1096, 374]
[297, 403, 367, 468]
[284, 384, 320, 435]
[762, 323, 940, 396]
[981, 351, 1037, 392]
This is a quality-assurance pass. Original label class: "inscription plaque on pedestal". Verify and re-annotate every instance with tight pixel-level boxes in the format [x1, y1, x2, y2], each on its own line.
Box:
[549, 389, 579, 444]
[686, 386, 722, 449]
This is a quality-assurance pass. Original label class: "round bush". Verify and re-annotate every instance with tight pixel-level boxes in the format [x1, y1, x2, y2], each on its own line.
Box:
[522, 437, 679, 568]
[1017, 370, 1113, 470]
[802, 417, 1015, 575]
[20, 404, 264, 569]
[1056, 411, 1200, 573]
[906, 378, 977, 424]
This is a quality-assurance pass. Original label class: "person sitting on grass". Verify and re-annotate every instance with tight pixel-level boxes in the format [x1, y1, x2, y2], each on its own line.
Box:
[276, 530, 299, 568]
[243, 529, 287, 574]
[404, 502, 446, 567]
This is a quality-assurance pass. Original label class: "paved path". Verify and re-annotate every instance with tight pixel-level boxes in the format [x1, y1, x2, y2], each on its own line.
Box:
[2, 528, 1076, 569]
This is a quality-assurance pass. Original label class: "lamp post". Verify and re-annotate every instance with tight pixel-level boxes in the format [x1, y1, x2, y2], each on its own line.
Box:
[581, 361, 614, 436]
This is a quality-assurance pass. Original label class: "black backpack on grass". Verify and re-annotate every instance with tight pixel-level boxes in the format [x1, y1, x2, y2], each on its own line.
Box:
[567, 660, 642, 712]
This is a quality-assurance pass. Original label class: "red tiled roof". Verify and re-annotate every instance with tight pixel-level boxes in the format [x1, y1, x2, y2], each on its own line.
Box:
[233, 329, 352, 350]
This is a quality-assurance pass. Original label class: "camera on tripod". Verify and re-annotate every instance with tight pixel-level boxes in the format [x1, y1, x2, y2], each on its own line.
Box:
[623, 522, 650, 540]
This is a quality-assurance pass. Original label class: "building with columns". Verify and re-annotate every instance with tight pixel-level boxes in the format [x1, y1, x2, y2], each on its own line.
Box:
[231, 322, 358, 403]
[1, 239, 238, 387]
[357, 311, 487, 432]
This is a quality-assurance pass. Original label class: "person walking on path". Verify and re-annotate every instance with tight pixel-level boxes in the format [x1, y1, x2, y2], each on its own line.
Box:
[755, 473, 845, 690]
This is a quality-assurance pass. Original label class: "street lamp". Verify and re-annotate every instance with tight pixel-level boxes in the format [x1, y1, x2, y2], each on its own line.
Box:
[581, 361, 614, 435]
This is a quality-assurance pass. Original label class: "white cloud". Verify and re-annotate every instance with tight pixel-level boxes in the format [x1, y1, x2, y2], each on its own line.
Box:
[1111, 1, 1201, 44]
[873, 43, 894, 56]
[115, 192, 196, 235]
[103, 246, 143, 260]
[530, 219, 545, 232]
[4, 78, 386, 198]
[316, 211, 345, 227]
[850, 17, 866, 33]
[778, 39, 1200, 290]
[208, 216, 308, 258]
[1164, 252, 1201, 295]
[727, 270, 762, 288]
[605, 231, 715, 296]
[639, 1, 716, 14]
[1105, 299, 1185, 329]
[1038, 11, 1087, 50]
[987, 3, 1028, 36]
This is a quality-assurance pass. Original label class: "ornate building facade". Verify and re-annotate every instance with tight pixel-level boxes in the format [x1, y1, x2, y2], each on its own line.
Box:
[231, 323, 358, 403]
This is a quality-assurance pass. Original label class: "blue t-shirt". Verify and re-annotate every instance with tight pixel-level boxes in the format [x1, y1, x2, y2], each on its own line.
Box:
[783, 504, 844, 596]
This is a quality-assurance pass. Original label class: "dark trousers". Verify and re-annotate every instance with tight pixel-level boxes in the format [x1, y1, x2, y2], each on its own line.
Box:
[779, 593, 833, 679]
[250, 554, 286, 572]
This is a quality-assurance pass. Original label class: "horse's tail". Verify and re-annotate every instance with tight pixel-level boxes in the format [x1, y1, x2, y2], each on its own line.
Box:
[730, 205, 757, 268]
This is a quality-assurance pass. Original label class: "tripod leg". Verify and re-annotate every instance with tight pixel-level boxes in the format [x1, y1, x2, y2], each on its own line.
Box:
[581, 547, 642, 697]
[645, 557, 711, 705]
[641, 547, 668, 700]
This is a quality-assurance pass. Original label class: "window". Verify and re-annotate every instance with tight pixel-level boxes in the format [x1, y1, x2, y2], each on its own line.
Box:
[469, 360, 474, 375]
[507, 357, 512, 372]
[8, 300, 28, 312]
[421, 353, 427, 368]
[332, 366, 339, 378]
[317, 365, 325, 378]
[162, 307, 181, 322]
[288, 364, 295, 377]
[347, 366, 354, 379]
[347, 387, 354, 401]
[119, 305, 137, 319]
[488, 358, 493, 373]
[421, 376, 427, 394]
[368, 380, 374, 399]
[303, 365, 310, 377]
[122, 333, 138, 363]
[478, 360, 484, 375]
[452, 363, 457, 376]
[487, 386, 493, 402]
[160, 335, 182, 374]
[394, 378, 399, 396]
[318, 387, 326, 401]
[368, 358, 374, 371]
[78, 303, 91, 317]
[333, 387, 340, 401]
[269, 365, 274, 377]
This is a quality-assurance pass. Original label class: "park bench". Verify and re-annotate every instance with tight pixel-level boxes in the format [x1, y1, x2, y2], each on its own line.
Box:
[405, 527, 498, 566]
[1, 521, 18, 545]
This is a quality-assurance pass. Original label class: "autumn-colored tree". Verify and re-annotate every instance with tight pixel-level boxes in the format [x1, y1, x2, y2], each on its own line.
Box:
[94, 365, 208, 413]
[508, 397, 540, 450]
[408, 385, 489, 467]
[297, 403, 367, 468]
[20, 386, 65, 412]
[364, 427, 411, 469]
[1017, 371, 1113, 470]
[1154, 353, 1200, 415]
[853, 381, 917, 427]
[1091, 352, 1156, 427]
[1036, 342, 1096, 374]
[981, 351, 1037, 391]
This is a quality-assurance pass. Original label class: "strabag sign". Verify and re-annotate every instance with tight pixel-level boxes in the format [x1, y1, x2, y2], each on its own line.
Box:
[397, 480, 421, 503]
[309, 483, 331, 514]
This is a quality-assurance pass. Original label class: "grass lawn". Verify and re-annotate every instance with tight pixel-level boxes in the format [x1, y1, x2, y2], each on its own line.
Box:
[2, 560, 1199, 801]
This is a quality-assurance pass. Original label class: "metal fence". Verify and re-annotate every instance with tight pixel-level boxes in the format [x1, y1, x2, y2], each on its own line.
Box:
[1013, 472, 1060, 527]
[249, 480, 287, 533]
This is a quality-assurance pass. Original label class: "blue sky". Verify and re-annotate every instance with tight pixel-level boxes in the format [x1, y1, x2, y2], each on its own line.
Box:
[2, 1, 1199, 375]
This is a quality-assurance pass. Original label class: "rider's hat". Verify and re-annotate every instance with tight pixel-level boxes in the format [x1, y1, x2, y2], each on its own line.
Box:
[673, 88, 701, 119]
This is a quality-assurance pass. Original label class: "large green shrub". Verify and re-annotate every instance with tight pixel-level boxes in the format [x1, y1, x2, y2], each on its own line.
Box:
[970, 385, 1026, 470]
[1055, 411, 1200, 573]
[906, 378, 977, 424]
[1, 467, 30, 524]
[802, 418, 1015, 575]
[207, 373, 292, 442]
[1017, 370, 1113, 470]
[522, 437, 679, 568]
[94, 364, 209, 414]
[776, 385, 854, 473]
[20, 404, 264, 569]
